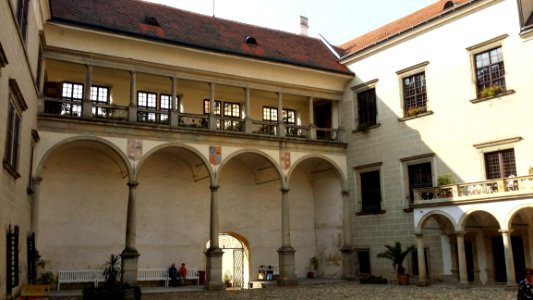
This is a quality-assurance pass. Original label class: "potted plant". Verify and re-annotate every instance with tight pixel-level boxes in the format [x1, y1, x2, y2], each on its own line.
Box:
[83, 254, 141, 300]
[377, 242, 416, 285]
[307, 256, 319, 278]
[223, 271, 233, 287]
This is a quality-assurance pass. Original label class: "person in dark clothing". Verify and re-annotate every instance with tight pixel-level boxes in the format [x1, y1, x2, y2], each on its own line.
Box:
[517, 267, 533, 300]
[168, 263, 179, 287]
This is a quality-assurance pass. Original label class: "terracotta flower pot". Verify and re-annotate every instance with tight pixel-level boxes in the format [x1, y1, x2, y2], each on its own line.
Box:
[397, 273, 410, 285]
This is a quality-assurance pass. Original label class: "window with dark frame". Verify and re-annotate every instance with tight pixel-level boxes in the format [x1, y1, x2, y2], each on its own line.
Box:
[403, 72, 427, 116]
[407, 162, 432, 205]
[137, 91, 157, 122]
[90, 85, 109, 117]
[474, 47, 506, 97]
[357, 249, 371, 274]
[4, 100, 21, 173]
[484, 149, 516, 180]
[360, 170, 382, 213]
[61, 82, 83, 116]
[16, 0, 30, 42]
[262, 107, 295, 124]
[357, 88, 377, 127]
[203, 99, 221, 115]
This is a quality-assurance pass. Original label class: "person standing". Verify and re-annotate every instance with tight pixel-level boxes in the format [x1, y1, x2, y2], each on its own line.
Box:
[517, 267, 533, 300]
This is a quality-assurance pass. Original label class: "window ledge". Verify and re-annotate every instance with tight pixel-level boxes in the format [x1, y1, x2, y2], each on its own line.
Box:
[356, 210, 386, 216]
[3, 160, 21, 179]
[520, 26, 533, 38]
[470, 89, 515, 103]
[398, 110, 434, 122]
[352, 123, 381, 134]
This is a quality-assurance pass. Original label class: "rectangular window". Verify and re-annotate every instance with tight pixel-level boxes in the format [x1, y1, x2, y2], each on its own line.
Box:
[62, 82, 83, 116]
[137, 91, 157, 122]
[484, 149, 516, 179]
[475, 47, 506, 97]
[403, 72, 427, 116]
[408, 162, 432, 205]
[360, 170, 381, 213]
[159, 94, 172, 125]
[357, 88, 377, 127]
[16, 0, 30, 42]
[357, 249, 371, 274]
[203, 99, 221, 115]
[90, 85, 109, 117]
[4, 101, 21, 172]
[6, 225, 20, 291]
[262, 107, 295, 124]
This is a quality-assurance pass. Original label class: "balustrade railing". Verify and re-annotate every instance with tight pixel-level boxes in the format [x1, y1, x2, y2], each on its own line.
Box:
[413, 174, 533, 204]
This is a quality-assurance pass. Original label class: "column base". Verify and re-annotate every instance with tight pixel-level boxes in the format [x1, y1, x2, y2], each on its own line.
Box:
[277, 246, 298, 286]
[417, 280, 429, 287]
[457, 281, 469, 289]
[121, 248, 140, 285]
[205, 247, 225, 291]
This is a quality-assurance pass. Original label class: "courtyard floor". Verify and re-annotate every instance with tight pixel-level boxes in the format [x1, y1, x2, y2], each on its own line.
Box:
[50, 279, 518, 300]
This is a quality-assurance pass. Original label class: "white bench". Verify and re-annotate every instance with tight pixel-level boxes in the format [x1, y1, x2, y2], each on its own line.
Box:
[137, 268, 169, 287]
[57, 270, 103, 290]
[185, 267, 199, 285]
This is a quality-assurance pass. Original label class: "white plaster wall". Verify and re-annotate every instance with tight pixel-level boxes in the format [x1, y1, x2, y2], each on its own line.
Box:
[39, 147, 128, 271]
[136, 152, 210, 270]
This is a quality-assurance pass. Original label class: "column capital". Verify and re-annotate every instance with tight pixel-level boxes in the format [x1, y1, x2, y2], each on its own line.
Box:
[280, 188, 290, 193]
[32, 176, 43, 184]
[499, 229, 512, 235]
[127, 181, 139, 188]
[454, 231, 465, 237]
[210, 185, 220, 191]
[342, 190, 349, 197]
[415, 233, 424, 238]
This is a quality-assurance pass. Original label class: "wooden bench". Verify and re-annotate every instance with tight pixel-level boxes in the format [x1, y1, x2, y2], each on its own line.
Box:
[137, 268, 169, 287]
[57, 270, 103, 290]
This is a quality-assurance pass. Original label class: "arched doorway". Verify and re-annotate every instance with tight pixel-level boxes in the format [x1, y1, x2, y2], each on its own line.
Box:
[207, 233, 249, 288]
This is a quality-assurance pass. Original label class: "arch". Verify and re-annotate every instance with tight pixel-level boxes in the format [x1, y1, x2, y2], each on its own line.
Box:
[35, 135, 132, 181]
[206, 232, 250, 288]
[458, 207, 502, 232]
[216, 149, 284, 188]
[415, 210, 457, 234]
[287, 154, 347, 190]
[135, 142, 214, 184]
[504, 203, 533, 231]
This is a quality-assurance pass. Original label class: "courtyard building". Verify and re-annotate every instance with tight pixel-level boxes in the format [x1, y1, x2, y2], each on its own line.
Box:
[1, 0, 532, 299]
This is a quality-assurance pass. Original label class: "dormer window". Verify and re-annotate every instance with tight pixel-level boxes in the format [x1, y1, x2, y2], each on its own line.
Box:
[443, 1, 454, 10]
[245, 36, 257, 46]
[144, 16, 159, 27]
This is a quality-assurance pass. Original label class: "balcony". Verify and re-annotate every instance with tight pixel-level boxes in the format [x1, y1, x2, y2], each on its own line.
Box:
[413, 175, 533, 206]
[40, 58, 344, 143]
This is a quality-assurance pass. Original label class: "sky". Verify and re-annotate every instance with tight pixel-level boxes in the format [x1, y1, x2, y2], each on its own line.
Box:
[143, 0, 438, 45]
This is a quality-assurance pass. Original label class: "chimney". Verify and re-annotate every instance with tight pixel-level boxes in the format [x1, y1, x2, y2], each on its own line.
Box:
[300, 16, 309, 36]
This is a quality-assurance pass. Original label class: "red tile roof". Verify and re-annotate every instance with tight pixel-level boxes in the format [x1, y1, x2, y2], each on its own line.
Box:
[339, 0, 477, 57]
[48, 0, 352, 75]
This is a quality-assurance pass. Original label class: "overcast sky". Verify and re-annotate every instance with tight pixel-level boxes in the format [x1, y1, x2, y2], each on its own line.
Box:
[143, 0, 438, 45]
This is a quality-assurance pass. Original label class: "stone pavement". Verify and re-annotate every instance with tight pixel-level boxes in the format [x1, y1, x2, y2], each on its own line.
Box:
[51, 279, 517, 300]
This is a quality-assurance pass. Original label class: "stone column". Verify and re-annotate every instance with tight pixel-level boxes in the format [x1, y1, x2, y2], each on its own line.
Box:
[308, 97, 317, 140]
[244, 88, 252, 133]
[82, 64, 93, 118]
[209, 83, 217, 130]
[170, 76, 179, 127]
[277, 93, 286, 137]
[456, 232, 469, 288]
[121, 181, 140, 285]
[340, 190, 355, 279]
[483, 233, 495, 284]
[205, 185, 224, 291]
[501, 230, 517, 287]
[30, 177, 43, 243]
[278, 188, 297, 285]
[416, 233, 428, 286]
[128, 71, 137, 122]
[449, 234, 459, 282]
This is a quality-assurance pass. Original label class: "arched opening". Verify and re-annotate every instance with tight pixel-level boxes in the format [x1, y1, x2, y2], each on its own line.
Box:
[206, 233, 249, 288]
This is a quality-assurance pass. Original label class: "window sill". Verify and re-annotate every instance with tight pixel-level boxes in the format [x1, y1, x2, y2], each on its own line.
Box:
[356, 210, 386, 216]
[398, 110, 434, 122]
[3, 160, 21, 179]
[470, 89, 515, 104]
[352, 123, 381, 134]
